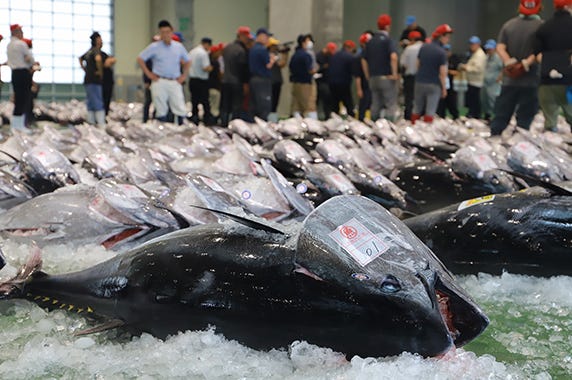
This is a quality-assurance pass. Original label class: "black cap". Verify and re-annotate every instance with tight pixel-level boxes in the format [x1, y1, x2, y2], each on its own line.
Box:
[201, 37, 212, 45]
[256, 27, 273, 37]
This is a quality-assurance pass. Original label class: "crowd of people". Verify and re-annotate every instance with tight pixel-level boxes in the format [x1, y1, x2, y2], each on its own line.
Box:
[3, 0, 572, 135]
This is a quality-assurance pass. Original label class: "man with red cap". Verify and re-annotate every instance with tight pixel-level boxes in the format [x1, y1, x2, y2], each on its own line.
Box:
[533, 0, 572, 131]
[411, 24, 452, 124]
[316, 42, 337, 119]
[490, 0, 543, 135]
[328, 40, 357, 117]
[362, 14, 399, 122]
[220, 26, 252, 127]
[400, 30, 424, 120]
[6, 24, 36, 133]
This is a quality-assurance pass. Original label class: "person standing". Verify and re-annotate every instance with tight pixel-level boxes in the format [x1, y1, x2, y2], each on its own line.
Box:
[437, 44, 462, 119]
[362, 14, 399, 122]
[481, 39, 503, 121]
[289, 34, 317, 118]
[208, 43, 224, 124]
[490, 0, 543, 135]
[220, 26, 251, 127]
[399, 16, 427, 49]
[268, 37, 289, 122]
[533, 0, 572, 131]
[79, 32, 106, 126]
[315, 42, 337, 119]
[400, 30, 424, 120]
[7, 24, 35, 132]
[101, 48, 116, 116]
[248, 28, 276, 121]
[411, 24, 452, 124]
[328, 40, 356, 117]
[459, 36, 487, 118]
[355, 33, 372, 121]
[137, 20, 190, 125]
[188, 37, 214, 125]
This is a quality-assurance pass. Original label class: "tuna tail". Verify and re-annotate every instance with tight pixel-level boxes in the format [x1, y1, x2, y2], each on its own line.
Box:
[0, 245, 43, 300]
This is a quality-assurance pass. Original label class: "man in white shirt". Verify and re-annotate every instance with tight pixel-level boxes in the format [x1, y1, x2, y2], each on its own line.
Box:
[400, 30, 423, 120]
[188, 37, 214, 125]
[459, 36, 487, 118]
[6, 24, 35, 132]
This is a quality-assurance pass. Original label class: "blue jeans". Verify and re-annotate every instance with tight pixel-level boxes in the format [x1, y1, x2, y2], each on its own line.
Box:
[490, 85, 538, 135]
[85, 83, 104, 111]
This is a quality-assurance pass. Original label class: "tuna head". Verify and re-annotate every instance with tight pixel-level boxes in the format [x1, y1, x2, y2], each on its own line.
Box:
[295, 195, 488, 357]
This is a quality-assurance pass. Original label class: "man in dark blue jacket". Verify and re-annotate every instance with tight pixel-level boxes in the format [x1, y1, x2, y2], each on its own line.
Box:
[249, 28, 276, 121]
[328, 40, 357, 117]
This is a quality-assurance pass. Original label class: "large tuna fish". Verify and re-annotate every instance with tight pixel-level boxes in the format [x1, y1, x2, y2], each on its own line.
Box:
[0, 195, 488, 358]
[404, 184, 572, 276]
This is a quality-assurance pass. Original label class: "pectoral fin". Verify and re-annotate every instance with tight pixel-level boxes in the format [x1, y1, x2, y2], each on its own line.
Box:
[73, 319, 125, 336]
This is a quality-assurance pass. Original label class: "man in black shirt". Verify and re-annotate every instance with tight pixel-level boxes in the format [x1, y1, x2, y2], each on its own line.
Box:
[533, 0, 572, 131]
[220, 26, 251, 127]
[328, 40, 357, 117]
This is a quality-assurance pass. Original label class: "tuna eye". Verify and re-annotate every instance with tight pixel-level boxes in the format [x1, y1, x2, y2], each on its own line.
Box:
[380, 276, 401, 293]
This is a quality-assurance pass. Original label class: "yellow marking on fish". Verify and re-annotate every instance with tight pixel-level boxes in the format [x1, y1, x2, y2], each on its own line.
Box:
[52, 300, 59, 305]
[26, 293, 33, 297]
[42, 296, 50, 302]
[59, 303, 66, 309]
[68, 305, 75, 311]
[34, 295, 41, 301]
[87, 307, 94, 313]
[77, 308, 84, 314]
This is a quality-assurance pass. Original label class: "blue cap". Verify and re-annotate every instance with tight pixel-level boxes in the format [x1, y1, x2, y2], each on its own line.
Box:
[483, 39, 496, 50]
[469, 36, 481, 45]
[405, 15, 416, 26]
[256, 27, 273, 37]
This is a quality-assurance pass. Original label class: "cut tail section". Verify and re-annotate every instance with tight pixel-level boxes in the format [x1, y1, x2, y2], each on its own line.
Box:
[0, 245, 43, 300]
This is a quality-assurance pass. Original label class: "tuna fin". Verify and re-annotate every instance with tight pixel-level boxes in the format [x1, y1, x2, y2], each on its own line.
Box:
[0, 248, 5, 270]
[500, 170, 572, 196]
[0, 149, 21, 164]
[0, 244, 43, 300]
[152, 200, 191, 229]
[189, 205, 286, 235]
[294, 264, 325, 282]
[73, 319, 125, 336]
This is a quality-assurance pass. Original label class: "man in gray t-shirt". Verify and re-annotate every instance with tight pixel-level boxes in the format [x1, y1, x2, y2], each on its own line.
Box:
[490, 0, 543, 135]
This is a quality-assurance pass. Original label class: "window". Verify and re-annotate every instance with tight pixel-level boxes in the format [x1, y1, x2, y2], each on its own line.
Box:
[0, 0, 113, 100]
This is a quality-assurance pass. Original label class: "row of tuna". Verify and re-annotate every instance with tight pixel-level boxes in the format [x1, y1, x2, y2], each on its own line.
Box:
[0, 100, 570, 359]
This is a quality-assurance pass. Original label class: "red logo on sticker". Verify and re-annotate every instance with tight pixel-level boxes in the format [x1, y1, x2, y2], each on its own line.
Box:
[340, 226, 358, 239]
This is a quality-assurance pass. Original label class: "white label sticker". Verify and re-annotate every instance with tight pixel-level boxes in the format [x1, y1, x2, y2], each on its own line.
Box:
[457, 194, 495, 211]
[119, 184, 147, 199]
[199, 176, 225, 193]
[35, 149, 61, 168]
[326, 173, 355, 193]
[94, 153, 117, 171]
[329, 218, 389, 267]
[322, 141, 347, 162]
[514, 142, 540, 161]
[473, 154, 497, 172]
